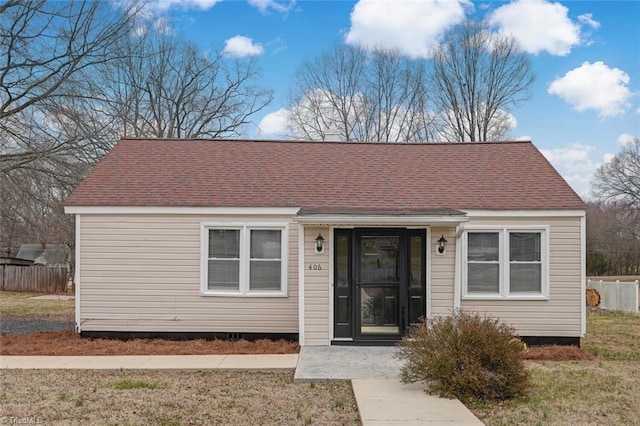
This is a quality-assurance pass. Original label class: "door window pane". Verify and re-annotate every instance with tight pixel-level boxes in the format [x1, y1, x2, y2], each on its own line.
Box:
[335, 235, 350, 287]
[409, 236, 422, 288]
[360, 286, 399, 335]
[360, 236, 400, 283]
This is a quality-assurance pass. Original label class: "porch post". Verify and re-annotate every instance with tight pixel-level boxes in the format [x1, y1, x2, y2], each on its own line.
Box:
[298, 222, 305, 345]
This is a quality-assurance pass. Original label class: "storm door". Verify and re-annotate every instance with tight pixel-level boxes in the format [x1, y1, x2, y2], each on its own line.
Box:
[333, 228, 426, 342]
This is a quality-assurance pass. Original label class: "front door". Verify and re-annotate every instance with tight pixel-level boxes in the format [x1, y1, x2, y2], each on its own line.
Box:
[333, 228, 426, 343]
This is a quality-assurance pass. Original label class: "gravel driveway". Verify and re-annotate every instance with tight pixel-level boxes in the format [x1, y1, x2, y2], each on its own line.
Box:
[0, 318, 74, 334]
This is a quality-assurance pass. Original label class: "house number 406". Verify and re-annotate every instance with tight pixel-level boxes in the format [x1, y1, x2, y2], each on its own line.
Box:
[308, 264, 322, 271]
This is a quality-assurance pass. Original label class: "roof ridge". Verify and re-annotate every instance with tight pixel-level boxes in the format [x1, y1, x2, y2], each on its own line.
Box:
[117, 138, 533, 146]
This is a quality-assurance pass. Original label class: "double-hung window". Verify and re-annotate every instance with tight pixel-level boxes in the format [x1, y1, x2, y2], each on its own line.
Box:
[464, 227, 548, 299]
[202, 224, 288, 296]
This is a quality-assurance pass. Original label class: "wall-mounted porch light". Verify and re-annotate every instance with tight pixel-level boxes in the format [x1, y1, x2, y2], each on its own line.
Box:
[315, 233, 325, 254]
[437, 234, 448, 255]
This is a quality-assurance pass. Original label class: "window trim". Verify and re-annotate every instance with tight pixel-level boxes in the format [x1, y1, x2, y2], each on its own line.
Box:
[462, 225, 549, 300]
[200, 222, 289, 297]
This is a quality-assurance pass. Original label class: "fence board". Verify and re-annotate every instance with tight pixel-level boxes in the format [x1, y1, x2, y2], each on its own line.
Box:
[0, 265, 68, 293]
[587, 279, 639, 313]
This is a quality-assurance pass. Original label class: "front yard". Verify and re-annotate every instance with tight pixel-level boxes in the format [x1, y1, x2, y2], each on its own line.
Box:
[0, 370, 360, 425]
[1, 290, 639, 425]
[472, 311, 640, 425]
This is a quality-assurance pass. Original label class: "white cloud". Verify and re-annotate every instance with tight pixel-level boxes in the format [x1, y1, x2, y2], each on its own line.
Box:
[617, 133, 636, 146]
[223, 36, 264, 57]
[541, 142, 600, 197]
[345, 0, 471, 58]
[602, 153, 615, 164]
[489, 0, 582, 56]
[515, 134, 531, 141]
[548, 61, 631, 117]
[133, 0, 220, 35]
[248, 0, 295, 14]
[257, 108, 290, 137]
[637, 107, 640, 115]
[578, 13, 600, 29]
[144, 0, 220, 13]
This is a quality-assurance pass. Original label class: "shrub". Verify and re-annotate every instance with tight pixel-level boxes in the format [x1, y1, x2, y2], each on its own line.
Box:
[395, 309, 529, 403]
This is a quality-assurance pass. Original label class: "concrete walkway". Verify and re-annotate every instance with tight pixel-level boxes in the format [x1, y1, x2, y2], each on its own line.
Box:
[353, 379, 484, 425]
[0, 354, 298, 370]
[295, 346, 484, 425]
[294, 346, 401, 381]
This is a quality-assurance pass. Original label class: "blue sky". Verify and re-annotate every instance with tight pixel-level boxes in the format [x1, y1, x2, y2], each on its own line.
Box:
[138, 0, 639, 198]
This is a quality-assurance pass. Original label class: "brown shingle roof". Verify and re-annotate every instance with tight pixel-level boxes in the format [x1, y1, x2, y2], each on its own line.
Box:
[64, 138, 585, 211]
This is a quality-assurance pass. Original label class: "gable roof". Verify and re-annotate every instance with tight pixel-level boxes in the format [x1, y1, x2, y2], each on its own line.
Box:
[16, 244, 70, 265]
[65, 138, 585, 212]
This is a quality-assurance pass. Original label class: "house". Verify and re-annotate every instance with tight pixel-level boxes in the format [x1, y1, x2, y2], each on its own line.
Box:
[64, 138, 586, 345]
[16, 244, 70, 268]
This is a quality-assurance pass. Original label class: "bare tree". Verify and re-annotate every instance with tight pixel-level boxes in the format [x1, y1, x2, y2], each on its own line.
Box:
[431, 20, 534, 142]
[288, 44, 435, 142]
[592, 137, 640, 207]
[0, 2, 273, 260]
[0, 0, 140, 172]
[587, 200, 640, 275]
[84, 31, 273, 139]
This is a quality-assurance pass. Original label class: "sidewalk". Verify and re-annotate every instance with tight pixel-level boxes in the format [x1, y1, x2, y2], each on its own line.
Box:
[0, 354, 298, 370]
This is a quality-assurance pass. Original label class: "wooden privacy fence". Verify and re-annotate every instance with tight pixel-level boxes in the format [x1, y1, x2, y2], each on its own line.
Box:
[587, 279, 639, 313]
[1, 265, 69, 293]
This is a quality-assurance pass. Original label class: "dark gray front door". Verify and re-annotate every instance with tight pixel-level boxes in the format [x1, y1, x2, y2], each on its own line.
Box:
[333, 228, 426, 342]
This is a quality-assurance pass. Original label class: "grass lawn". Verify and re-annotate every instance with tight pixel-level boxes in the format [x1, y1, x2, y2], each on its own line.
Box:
[0, 370, 361, 425]
[0, 291, 74, 318]
[471, 311, 640, 426]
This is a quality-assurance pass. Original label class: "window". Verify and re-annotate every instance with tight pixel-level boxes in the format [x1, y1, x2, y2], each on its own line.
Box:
[464, 228, 548, 298]
[202, 224, 288, 296]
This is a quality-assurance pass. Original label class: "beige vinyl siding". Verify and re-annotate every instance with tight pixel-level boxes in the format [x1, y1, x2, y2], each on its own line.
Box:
[78, 214, 298, 333]
[430, 227, 457, 316]
[461, 215, 582, 337]
[302, 226, 331, 345]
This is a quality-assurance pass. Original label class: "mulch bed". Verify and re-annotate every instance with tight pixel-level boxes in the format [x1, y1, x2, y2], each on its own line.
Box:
[521, 344, 595, 361]
[1, 329, 592, 359]
[0, 329, 299, 356]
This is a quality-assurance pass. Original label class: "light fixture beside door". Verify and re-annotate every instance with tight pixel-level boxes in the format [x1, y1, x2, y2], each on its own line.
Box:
[315, 233, 325, 254]
[436, 234, 448, 255]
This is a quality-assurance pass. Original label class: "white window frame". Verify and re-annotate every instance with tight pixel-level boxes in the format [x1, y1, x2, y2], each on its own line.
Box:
[200, 223, 289, 297]
[462, 225, 549, 300]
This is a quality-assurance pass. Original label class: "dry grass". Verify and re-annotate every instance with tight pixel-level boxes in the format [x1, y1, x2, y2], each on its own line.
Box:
[0, 370, 361, 425]
[0, 330, 299, 355]
[471, 311, 640, 425]
[582, 310, 640, 361]
[0, 291, 74, 318]
[473, 361, 640, 426]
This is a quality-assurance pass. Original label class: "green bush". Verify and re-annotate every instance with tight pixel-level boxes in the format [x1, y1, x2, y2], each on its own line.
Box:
[395, 309, 529, 403]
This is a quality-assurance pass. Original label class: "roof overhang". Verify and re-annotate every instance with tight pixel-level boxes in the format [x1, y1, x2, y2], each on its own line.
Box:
[64, 206, 301, 215]
[295, 207, 468, 225]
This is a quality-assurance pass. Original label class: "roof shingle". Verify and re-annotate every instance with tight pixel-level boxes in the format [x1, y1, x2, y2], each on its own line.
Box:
[64, 138, 585, 211]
